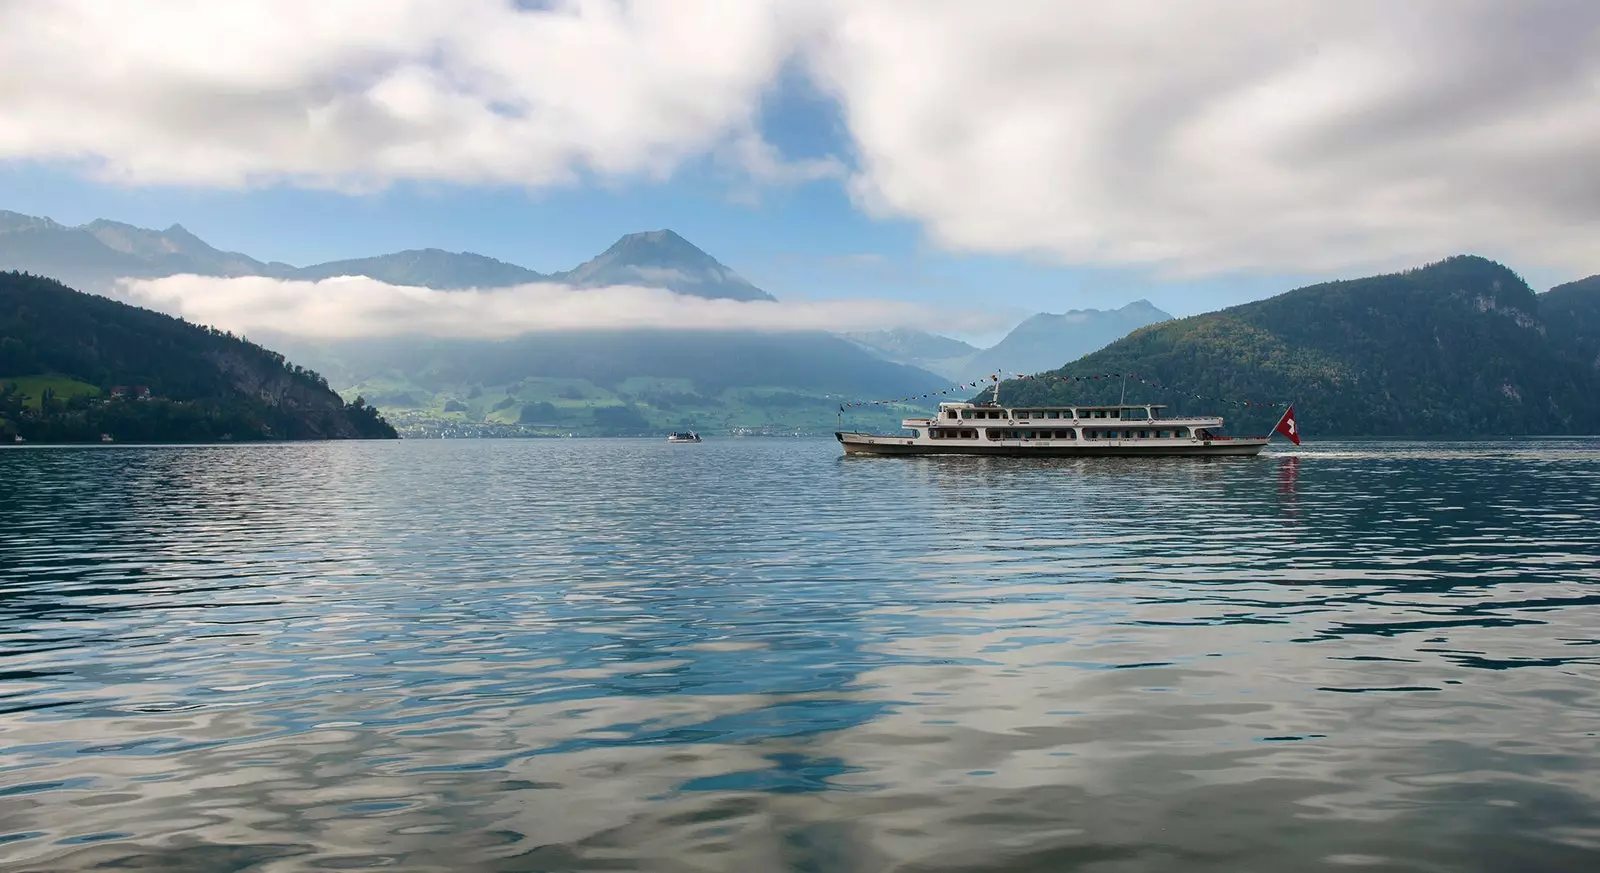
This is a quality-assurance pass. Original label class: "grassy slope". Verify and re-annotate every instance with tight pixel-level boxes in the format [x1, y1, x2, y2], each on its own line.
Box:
[4, 374, 101, 410]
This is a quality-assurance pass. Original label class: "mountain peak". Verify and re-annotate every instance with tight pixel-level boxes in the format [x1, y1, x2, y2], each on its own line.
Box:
[290, 248, 546, 289]
[615, 228, 690, 246]
[563, 229, 775, 302]
[966, 301, 1175, 376]
[1, 210, 63, 232]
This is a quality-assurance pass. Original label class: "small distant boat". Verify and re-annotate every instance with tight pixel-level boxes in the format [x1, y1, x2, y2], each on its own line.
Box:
[667, 431, 702, 443]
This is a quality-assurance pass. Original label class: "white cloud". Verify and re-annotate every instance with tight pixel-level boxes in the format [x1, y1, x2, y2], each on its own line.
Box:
[4, 1, 1599, 277]
[0, 0, 827, 189]
[805, 0, 1600, 276]
[117, 274, 1011, 339]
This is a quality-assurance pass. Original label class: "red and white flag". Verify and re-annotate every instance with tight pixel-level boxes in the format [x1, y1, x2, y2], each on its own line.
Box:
[1273, 405, 1301, 445]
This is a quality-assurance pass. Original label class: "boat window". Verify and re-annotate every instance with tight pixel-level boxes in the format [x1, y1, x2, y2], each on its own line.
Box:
[946, 410, 958, 419]
[1056, 429, 1072, 439]
[963, 429, 976, 439]
[1175, 428, 1189, 438]
[1093, 410, 1106, 418]
[1045, 411, 1059, 419]
[1157, 430, 1171, 438]
[1110, 409, 1120, 418]
[960, 410, 972, 419]
[1016, 411, 1029, 419]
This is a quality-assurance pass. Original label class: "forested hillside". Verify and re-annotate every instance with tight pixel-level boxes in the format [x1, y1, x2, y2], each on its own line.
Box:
[994, 256, 1600, 437]
[1, 272, 396, 442]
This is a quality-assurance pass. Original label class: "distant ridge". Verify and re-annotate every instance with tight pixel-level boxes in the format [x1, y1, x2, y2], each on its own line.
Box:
[845, 301, 1173, 380]
[965, 299, 1173, 377]
[556, 229, 776, 301]
[291, 248, 546, 289]
[0, 210, 776, 301]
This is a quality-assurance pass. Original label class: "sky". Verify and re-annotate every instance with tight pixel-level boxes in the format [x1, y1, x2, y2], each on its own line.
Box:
[3, 0, 1598, 342]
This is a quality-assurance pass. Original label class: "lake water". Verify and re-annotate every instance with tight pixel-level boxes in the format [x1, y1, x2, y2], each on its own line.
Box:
[2, 438, 1599, 872]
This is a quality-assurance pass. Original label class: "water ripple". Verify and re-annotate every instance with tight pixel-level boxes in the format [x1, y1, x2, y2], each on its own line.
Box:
[1, 438, 1598, 871]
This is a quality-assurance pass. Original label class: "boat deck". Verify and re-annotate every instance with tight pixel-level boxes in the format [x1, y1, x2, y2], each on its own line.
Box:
[836, 431, 1269, 457]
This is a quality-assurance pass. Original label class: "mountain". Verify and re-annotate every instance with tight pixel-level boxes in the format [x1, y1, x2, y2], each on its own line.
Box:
[0, 214, 149, 277]
[842, 328, 980, 379]
[556, 229, 776, 301]
[0, 271, 396, 442]
[292, 249, 547, 289]
[966, 300, 1173, 377]
[263, 329, 946, 437]
[0, 210, 940, 434]
[82, 219, 275, 276]
[842, 302, 1173, 381]
[994, 256, 1600, 437]
[0, 211, 283, 294]
[1542, 275, 1600, 373]
[0, 211, 773, 301]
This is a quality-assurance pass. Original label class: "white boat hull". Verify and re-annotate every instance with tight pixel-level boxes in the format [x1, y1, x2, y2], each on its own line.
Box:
[836, 431, 1269, 457]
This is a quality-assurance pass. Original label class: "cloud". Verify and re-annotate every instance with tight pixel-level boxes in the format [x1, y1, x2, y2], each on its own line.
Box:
[117, 274, 1011, 339]
[4, 1, 1599, 278]
[0, 0, 829, 190]
[805, 0, 1600, 277]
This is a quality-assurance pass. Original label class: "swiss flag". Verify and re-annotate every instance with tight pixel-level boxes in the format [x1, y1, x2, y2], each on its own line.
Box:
[1274, 405, 1301, 445]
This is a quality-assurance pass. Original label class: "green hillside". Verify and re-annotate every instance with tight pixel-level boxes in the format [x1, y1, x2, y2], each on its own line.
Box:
[265, 330, 944, 437]
[994, 256, 1600, 437]
[0, 272, 397, 442]
[1542, 275, 1600, 375]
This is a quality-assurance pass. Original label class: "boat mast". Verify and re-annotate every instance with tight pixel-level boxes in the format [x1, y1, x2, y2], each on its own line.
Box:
[992, 372, 1002, 407]
[1119, 372, 1127, 406]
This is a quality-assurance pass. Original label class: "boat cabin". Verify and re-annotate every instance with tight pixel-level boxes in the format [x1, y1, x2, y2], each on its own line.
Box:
[901, 402, 1222, 443]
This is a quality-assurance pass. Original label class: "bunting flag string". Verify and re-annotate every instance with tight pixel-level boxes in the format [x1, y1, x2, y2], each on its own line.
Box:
[839, 374, 1000, 410]
[839, 371, 1288, 412]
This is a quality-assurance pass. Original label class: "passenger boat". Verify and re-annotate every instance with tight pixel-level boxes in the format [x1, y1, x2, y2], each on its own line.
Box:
[666, 431, 702, 443]
[836, 379, 1295, 457]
